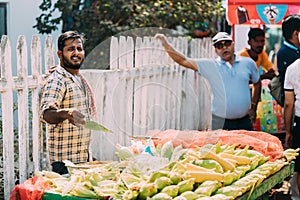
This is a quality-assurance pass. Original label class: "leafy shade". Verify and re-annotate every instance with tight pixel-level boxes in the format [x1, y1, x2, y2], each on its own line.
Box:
[34, 0, 225, 55]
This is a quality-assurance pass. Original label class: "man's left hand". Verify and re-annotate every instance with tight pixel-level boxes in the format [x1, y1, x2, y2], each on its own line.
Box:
[248, 108, 257, 124]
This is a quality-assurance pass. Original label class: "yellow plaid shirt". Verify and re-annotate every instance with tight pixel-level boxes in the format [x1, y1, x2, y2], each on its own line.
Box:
[40, 66, 92, 164]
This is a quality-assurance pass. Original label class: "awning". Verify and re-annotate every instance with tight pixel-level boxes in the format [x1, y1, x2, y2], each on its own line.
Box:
[227, 0, 300, 25]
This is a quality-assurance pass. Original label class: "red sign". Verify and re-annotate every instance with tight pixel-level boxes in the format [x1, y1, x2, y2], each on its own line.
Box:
[229, 0, 300, 3]
[227, 0, 300, 25]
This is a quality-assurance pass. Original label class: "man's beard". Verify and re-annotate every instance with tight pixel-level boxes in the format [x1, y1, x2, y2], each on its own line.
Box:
[254, 47, 263, 54]
[62, 55, 83, 69]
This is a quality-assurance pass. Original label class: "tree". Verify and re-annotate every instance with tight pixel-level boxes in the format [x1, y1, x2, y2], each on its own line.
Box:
[34, 0, 225, 68]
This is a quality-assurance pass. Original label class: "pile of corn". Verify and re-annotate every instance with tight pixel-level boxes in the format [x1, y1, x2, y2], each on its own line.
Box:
[36, 142, 299, 200]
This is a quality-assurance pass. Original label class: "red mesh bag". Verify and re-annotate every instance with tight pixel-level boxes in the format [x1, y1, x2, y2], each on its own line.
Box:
[10, 176, 51, 200]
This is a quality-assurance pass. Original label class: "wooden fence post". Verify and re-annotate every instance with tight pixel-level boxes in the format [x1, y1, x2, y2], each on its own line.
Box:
[16, 35, 30, 184]
[110, 36, 118, 70]
[0, 35, 15, 200]
[31, 35, 46, 172]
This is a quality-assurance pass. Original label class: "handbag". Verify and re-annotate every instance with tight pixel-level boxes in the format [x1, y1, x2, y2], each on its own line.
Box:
[268, 75, 283, 106]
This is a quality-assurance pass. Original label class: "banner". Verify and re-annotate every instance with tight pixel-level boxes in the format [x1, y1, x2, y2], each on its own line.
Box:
[227, 0, 300, 25]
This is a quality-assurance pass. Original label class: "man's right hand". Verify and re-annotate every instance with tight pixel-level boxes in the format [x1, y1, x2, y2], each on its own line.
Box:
[43, 108, 86, 127]
[154, 33, 198, 71]
[285, 132, 293, 148]
[154, 34, 168, 46]
[154, 33, 165, 40]
[67, 109, 86, 127]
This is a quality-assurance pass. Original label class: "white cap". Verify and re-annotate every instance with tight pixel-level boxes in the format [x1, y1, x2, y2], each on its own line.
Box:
[212, 32, 232, 45]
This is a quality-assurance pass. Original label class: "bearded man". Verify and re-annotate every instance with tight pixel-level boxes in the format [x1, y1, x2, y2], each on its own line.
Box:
[40, 31, 96, 174]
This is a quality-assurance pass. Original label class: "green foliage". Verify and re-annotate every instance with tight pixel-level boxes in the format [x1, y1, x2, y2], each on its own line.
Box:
[34, 0, 225, 63]
[33, 0, 62, 34]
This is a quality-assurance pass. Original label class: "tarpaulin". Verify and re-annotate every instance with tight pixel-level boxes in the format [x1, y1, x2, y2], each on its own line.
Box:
[227, 0, 300, 25]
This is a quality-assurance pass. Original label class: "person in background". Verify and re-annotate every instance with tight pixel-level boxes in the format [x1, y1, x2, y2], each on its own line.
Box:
[284, 58, 300, 198]
[277, 14, 300, 105]
[278, 14, 300, 200]
[155, 32, 261, 131]
[238, 27, 276, 80]
[40, 31, 97, 175]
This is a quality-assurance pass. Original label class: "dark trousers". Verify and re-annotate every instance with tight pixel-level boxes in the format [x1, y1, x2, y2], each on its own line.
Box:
[292, 116, 300, 172]
[212, 114, 253, 131]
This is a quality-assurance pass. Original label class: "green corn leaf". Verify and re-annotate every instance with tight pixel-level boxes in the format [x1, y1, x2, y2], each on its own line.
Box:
[84, 121, 112, 132]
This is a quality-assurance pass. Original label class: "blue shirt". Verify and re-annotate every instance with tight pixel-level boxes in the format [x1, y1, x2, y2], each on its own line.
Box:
[196, 55, 259, 119]
[277, 41, 300, 103]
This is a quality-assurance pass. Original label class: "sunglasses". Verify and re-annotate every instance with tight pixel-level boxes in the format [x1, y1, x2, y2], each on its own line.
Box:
[214, 41, 232, 49]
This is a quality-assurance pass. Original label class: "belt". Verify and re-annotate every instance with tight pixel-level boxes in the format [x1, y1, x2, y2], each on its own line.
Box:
[294, 116, 300, 122]
[225, 115, 249, 122]
[213, 114, 249, 121]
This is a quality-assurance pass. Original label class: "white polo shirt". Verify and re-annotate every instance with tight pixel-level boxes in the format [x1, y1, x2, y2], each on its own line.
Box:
[284, 59, 300, 117]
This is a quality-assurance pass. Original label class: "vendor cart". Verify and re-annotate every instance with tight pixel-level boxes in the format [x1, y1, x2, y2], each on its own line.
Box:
[238, 161, 294, 200]
[12, 130, 297, 200]
[41, 161, 295, 200]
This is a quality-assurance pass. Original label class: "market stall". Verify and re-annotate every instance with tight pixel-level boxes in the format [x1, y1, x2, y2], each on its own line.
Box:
[10, 129, 299, 199]
[41, 162, 295, 200]
[10, 2, 300, 199]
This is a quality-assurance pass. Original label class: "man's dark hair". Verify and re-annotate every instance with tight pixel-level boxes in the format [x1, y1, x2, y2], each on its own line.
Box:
[57, 31, 86, 51]
[282, 14, 300, 40]
[248, 28, 265, 40]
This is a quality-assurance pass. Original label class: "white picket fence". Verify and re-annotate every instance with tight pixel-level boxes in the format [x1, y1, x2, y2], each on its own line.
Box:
[0, 34, 215, 199]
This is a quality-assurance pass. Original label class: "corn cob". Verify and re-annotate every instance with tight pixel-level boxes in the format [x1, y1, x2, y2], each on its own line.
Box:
[183, 170, 224, 183]
[178, 178, 195, 194]
[184, 163, 214, 172]
[218, 152, 252, 165]
[200, 150, 235, 172]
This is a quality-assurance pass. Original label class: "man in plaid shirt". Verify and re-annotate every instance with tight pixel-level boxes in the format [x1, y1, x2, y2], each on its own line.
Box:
[40, 31, 96, 175]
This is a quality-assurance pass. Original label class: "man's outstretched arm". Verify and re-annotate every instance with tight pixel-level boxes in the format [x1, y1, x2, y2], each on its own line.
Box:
[155, 34, 198, 71]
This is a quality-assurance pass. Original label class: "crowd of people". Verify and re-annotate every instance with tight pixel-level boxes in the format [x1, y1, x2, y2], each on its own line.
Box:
[281, 14, 300, 199]
[157, 14, 300, 197]
[39, 14, 300, 198]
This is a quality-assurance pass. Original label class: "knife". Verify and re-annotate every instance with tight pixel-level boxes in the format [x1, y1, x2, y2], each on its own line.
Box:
[84, 120, 112, 132]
